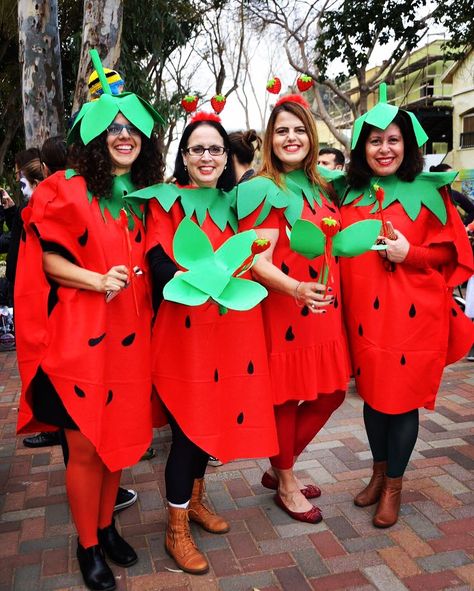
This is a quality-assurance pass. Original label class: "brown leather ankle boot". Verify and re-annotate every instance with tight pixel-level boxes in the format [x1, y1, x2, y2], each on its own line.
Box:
[354, 461, 387, 507]
[373, 476, 403, 528]
[165, 505, 209, 574]
[188, 477, 230, 534]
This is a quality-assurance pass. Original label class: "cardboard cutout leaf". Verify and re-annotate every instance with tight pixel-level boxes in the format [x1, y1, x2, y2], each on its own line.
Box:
[80, 94, 119, 144]
[163, 275, 209, 306]
[215, 278, 268, 310]
[119, 93, 156, 137]
[290, 219, 326, 258]
[332, 220, 382, 256]
[173, 217, 214, 268]
[237, 177, 288, 219]
[215, 230, 257, 271]
[181, 266, 230, 299]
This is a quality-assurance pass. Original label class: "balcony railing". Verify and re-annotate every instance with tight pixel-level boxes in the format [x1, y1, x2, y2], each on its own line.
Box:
[460, 132, 474, 149]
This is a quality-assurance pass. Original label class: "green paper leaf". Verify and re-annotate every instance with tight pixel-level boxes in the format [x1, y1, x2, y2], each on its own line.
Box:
[236, 177, 287, 220]
[90, 49, 112, 95]
[215, 277, 268, 310]
[406, 111, 429, 147]
[290, 219, 326, 259]
[332, 220, 382, 256]
[181, 265, 230, 299]
[214, 230, 256, 272]
[80, 94, 119, 145]
[163, 275, 209, 306]
[173, 217, 214, 268]
[118, 93, 156, 137]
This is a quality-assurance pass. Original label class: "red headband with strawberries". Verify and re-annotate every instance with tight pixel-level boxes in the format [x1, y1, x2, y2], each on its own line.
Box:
[266, 74, 314, 103]
[181, 93, 227, 116]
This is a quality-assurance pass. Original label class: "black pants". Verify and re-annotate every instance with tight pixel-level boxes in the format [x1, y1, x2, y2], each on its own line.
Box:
[165, 412, 209, 504]
[363, 402, 419, 478]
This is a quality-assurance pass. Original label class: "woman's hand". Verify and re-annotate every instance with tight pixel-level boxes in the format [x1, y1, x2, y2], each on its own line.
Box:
[100, 265, 129, 294]
[378, 229, 410, 263]
[295, 281, 333, 313]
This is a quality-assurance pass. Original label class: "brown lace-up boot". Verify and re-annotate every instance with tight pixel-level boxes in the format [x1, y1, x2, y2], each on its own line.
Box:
[188, 478, 230, 534]
[354, 461, 387, 507]
[373, 476, 403, 528]
[165, 506, 209, 574]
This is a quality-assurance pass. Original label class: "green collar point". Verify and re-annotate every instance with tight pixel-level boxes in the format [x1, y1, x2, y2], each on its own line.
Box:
[164, 218, 267, 310]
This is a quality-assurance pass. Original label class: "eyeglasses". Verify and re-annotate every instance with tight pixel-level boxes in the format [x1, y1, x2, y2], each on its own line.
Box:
[107, 123, 140, 136]
[184, 145, 227, 157]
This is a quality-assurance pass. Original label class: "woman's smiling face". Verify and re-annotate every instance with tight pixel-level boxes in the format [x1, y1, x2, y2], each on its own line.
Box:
[365, 123, 405, 177]
[272, 111, 310, 172]
[182, 124, 228, 188]
[106, 113, 142, 175]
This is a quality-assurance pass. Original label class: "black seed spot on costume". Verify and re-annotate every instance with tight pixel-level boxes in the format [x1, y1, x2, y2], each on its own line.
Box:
[122, 333, 136, 346]
[334, 296, 339, 309]
[409, 303, 416, 318]
[358, 324, 363, 336]
[214, 369, 219, 382]
[451, 307, 458, 317]
[78, 228, 88, 246]
[247, 361, 254, 374]
[21, 229, 26, 242]
[301, 305, 309, 316]
[335, 256, 339, 264]
[135, 228, 142, 243]
[356, 367, 361, 376]
[106, 390, 113, 405]
[373, 296, 380, 310]
[401, 354, 406, 365]
[237, 412, 244, 424]
[285, 326, 295, 341]
[281, 262, 289, 275]
[74, 385, 86, 398]
[327, 205, 336, 213]
[88, 333, 106, 347]
[185, 315, 191, 328]
[309, 265, 318, 279]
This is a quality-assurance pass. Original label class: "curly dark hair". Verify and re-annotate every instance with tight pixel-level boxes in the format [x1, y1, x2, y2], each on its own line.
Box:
[347, 111, 424, 190]
[174, 119, 236, 191]
[69, 130, 164, 197]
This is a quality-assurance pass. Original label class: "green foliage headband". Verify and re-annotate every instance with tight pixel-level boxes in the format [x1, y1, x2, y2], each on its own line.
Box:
[68, 49, 165, 145]
[351, 83, 428, 150]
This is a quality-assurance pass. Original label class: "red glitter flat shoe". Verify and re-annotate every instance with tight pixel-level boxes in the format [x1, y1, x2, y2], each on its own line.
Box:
[273, 493, 322, 524]
[261, 472, 321, 499]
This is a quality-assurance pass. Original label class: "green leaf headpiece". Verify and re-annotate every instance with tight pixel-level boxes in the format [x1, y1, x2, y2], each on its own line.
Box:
[351, 83, 428, 150]
[68, 49, 165, 146]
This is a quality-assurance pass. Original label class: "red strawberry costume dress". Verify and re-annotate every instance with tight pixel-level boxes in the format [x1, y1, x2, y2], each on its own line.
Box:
[16, 170, 155, 471]
[144, 184, 278, 462]
[340, 173, 474, 414]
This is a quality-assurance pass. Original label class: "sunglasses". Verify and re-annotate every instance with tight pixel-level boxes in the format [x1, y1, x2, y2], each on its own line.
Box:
[107, 123, 140, 136]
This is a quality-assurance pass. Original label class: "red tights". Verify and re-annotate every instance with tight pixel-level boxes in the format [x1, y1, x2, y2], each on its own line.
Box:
[270, 390, 345, 470]
[65, 430, 121, 548]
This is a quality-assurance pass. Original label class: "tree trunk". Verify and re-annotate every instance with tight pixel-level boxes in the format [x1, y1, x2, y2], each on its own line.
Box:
[18, 0, 65, 149]
[72, 0, 124, 115]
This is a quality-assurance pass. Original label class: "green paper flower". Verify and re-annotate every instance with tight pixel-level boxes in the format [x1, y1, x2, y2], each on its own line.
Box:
[163, 217, 268, 311]
[351, 83, 428, 149]
[68, 49, 164, 146]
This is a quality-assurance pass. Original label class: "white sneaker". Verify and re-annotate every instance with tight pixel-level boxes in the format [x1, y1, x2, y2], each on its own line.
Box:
[208, 456, 223, 467]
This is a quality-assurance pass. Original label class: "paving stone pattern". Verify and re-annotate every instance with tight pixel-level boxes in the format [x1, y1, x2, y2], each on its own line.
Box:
[1, 349, 473, 590]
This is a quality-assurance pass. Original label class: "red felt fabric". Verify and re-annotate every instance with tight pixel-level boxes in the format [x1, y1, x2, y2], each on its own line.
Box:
[15, 172, 160, 471]
[241, 196, 351, 405]
[340, 189, 474, 414]
[145, 196, 278, 462]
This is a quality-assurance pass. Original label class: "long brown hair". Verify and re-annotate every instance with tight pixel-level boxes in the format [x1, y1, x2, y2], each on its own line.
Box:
[260, 100, 327, 190]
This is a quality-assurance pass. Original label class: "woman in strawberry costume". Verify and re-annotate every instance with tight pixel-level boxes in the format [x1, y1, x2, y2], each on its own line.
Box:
[237, 96, 350, 524]
[340, 84, 474, 529]
[132, 112, 277, 575]
[15, 52, 164, 591]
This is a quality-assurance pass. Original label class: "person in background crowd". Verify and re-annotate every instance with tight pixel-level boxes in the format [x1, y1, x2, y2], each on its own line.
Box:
[228, 129, 262, 183]
[429, 163, 474, 225]
[318, 147, 345, 171]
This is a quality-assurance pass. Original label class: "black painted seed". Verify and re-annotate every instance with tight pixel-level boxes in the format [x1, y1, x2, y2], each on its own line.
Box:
[409, 304, 416, 318]
[121, 333, 136, 346]
[185, 315, 191, 328]
[106, 390, 113, 405]
[356, 367, 361, 376]
[327, 205, 336, 213]
[451, 308, 458, 317]
[334, 296, 339, 309]
[135, 228, 142, 243]
[214, 369, 219, 382]
[247, 361, 254, 374]
[237, 412, 244, 424]
[301, 305, 309, 316]
[401, 354, 406, 365]
[285, 326, 295, 341]
[74, 385, 86, 398]
[373, 296, 380, 310]
[309, 265, 318, 279]
[88, 333, 106, 347]
[78, 228, 88, 246]
[358, 324, 363, 336]
[335, 256, 339, 264]
[281, 262, 289, 275]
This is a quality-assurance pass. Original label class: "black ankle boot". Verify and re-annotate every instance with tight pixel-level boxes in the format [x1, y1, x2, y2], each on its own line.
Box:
[98, 519, 138, 567]
[76, 542, 116, 591]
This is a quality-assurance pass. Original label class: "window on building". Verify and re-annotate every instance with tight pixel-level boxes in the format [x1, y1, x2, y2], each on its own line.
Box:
[420, 77, 435, 97]
[461, 111, 474, 149]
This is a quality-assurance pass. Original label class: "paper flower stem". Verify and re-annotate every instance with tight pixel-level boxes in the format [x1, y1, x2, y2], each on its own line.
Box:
[120, 209, 139, 316]
[89, 49, 112, 96]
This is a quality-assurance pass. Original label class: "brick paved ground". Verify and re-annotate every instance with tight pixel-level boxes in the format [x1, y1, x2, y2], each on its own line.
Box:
[1, 349, 473, 591]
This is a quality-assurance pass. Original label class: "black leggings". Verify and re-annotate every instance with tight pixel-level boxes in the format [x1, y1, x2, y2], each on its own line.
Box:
[165, 412, 209, 504]
[363, 403, 419, 478]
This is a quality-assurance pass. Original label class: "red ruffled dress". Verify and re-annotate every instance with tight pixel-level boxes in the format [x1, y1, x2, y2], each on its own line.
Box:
[146, 190, 278, 463]
[16, 171, 156, 471]
[239, 174, 351, 405]
[340, 179, 474, 414]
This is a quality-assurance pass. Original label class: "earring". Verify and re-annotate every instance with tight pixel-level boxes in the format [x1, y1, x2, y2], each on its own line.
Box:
[184, 165, 187, 171]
